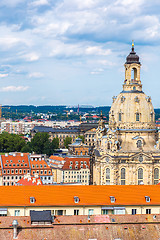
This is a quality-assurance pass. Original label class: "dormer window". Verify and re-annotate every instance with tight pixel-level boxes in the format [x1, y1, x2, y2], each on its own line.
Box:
[110, 196, 115, 203]
[145, 196, 150, 203]
[74, 196, 79, 203]
[30, 197, 36, 204]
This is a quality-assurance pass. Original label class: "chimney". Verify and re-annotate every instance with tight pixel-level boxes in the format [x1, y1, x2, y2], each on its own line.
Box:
[12, 219, 18, 239]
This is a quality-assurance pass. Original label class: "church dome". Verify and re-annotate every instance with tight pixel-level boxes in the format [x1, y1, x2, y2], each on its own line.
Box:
[110, 92, 155, 130]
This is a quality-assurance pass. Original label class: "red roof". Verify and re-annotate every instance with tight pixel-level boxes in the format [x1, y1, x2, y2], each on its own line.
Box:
[17, 175, 42, 186]
[62, 157, 90, 170]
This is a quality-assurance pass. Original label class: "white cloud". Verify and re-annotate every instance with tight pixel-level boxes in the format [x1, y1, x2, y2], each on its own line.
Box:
[22, 52, 40, 62]
[0, 74, 8, 78]
[30, 0, 49, 7]
[0, 86, 29, 92]
[29, 72, 44, 78]
[85, 46, 111, 56]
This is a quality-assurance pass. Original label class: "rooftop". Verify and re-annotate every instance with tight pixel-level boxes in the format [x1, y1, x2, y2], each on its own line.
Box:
[0, 185, 160, 207]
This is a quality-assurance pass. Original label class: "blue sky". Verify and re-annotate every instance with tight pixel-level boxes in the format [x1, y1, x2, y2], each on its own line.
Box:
[0, 0, 160, 107]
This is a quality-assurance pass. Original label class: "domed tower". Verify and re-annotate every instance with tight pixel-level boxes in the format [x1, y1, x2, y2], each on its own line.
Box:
[93, 43, 160, 186]
[108, 42, 157, 152]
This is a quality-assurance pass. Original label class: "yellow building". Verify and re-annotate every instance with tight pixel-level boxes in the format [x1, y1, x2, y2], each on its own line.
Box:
[93, 43, 160, 185]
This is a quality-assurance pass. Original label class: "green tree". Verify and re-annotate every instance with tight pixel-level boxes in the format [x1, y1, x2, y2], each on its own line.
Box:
[52, 137, 59, 149]
[24, 133, 60, 156]
[78, 135, 85, 143]
[0, 132, 26, 153]
[64, 136, 72, 149]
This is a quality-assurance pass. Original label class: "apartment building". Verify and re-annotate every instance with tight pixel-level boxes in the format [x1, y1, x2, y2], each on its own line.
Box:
[30, 154, 53, 184]
[0, 153, 30, 186]
[62, 157, 90, 185]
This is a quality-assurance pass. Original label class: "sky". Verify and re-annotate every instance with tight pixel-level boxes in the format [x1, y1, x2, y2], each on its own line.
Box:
[0, 0, 160, 107]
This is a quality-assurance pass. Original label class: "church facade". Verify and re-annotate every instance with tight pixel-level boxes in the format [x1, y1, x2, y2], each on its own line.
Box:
[93, 43, 160, 185]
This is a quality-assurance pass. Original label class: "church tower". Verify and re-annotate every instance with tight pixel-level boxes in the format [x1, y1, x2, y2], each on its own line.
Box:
[93, 43, 160, 186]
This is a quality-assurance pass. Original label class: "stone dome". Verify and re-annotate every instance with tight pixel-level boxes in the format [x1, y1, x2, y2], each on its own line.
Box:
[110, 91, 155, 130]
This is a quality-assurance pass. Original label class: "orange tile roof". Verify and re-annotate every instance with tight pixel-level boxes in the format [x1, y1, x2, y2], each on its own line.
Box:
[49, 156, 65, 161]
[62, 157, 90, 170]
[17, 176, 43, 186]
[1, 185, 160, 207]
[1, 154, 30, 169]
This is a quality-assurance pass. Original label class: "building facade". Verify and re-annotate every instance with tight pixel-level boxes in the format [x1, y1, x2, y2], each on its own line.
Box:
[93, 43, 160, 185]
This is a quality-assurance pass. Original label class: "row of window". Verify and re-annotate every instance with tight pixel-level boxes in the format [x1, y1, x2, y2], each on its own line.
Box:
[32, 170, 51, 175]
[65, 171, 89, 174]
[118, 112, 154, 122]
[5, 159, 25, 163]
[105, 168, 160, 185]
[32, 164, 47, 168]
[4, 163, 28, 167]
[3, 169, 30, 174]
[3, 175, 22, 181]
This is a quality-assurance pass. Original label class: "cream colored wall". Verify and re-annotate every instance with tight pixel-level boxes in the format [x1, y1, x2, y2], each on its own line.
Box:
[6, 205, 160, 216]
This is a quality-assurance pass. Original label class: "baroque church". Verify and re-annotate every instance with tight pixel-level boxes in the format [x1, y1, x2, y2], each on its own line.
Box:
[93, 43, 160, 185]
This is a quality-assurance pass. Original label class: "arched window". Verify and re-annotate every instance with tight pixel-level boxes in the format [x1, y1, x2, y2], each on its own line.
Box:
[106, 168, 110, 185]
[121, 168, 125, 185]
[138, 168, 143, 185]
[119, 113, 122, 121]
[137, 140, 142, 148]
[131, 67, 137, 81]
[136, 113, 140, 122]
[107, 142, 110, 150]
[154, 168, 159, 185]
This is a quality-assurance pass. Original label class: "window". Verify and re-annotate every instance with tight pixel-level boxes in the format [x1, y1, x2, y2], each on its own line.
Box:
[19, 170, 22, 174]
[11, 170, 14, 174]
[74, 196, 79, 203]
[15, 210, 20, 216]
[106, 168, 110, 185]
[151, 112, 153, 122]
[7, 170, 10, 174]
[146, 209, 151, 214]
[121, 168, 125, 185]
[30, 197, 35, 204]
[137, 140, 142, 148]
[101, 209, 108, 215]
[88, 209, 94, 215]
[136, 113, 140, 121]
[3, 170, 6, 174]
[139, 155, 143, 162]
[74, 210, 79, 215]
[110, 196, 115, 203]
[24, 170, 26, 174]
[138, 168, 143, 185]
[15, 170, 18, 174]
[70, 161, 73, 165]
[132, 209, 137, 215]
[119, 113, 122, 122]
[154, 168, 159, 185]
[145, 196, 150, 203]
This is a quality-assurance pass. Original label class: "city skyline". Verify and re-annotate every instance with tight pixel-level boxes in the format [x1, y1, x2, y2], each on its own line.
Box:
[0, 1, 160, 107]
